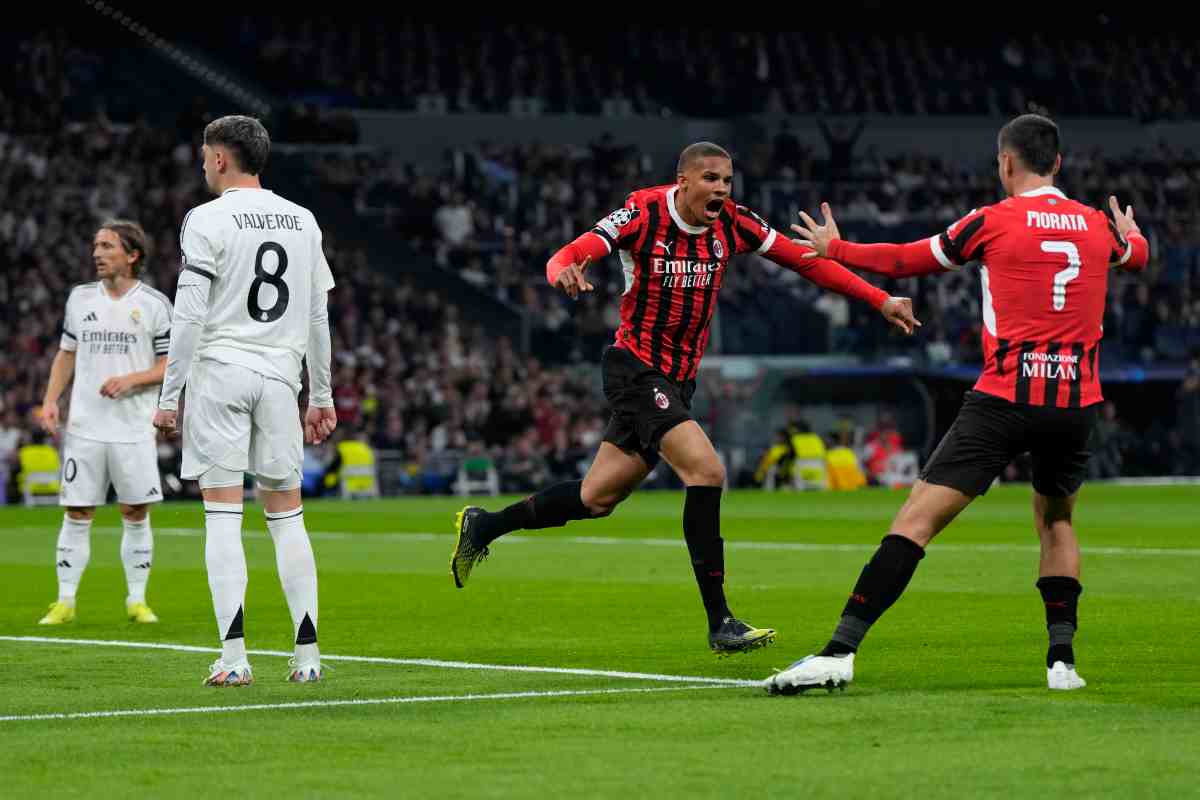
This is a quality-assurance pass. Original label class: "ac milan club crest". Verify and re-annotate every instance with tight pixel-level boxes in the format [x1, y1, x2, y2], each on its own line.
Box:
[713, 239, 724, 259]
[653, 388, 670, 410]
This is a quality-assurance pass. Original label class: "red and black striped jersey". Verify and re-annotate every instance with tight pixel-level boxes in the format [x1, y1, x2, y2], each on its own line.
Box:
[929, 186, 1140, 408]
[589, 184, 778, 382]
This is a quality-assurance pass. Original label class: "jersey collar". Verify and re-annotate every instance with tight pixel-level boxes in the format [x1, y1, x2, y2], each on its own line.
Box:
[1019, 186, 1067, 199]
[666, 186, 709, 235]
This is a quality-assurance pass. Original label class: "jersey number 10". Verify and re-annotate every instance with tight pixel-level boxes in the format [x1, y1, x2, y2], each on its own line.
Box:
[1041, 241, 1080, 312]
[248, 241, 289, 323]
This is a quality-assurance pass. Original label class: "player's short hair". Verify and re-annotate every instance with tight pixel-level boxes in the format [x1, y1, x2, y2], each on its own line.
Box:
[204, 115, 271, 175]
[98, 219, 150, 277]
[677, 141, 732, 175]
[997, 114, 1060, 176]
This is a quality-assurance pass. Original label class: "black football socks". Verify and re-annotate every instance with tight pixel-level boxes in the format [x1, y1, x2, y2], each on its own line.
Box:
[820, 534, 926, 656]
[1037, 575, 1082, 667]
[476, 480, 589, 546]
[683, 485, 731, 632]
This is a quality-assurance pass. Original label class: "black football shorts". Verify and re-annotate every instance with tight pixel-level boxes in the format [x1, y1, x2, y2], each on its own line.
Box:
[920, 390, 1098, 498]
[600, 345, 696, 468]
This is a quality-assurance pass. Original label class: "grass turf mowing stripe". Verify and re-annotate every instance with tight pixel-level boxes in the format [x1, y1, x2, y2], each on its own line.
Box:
[8, 527, 1199, 558]
[0, 636, 763, 687]
[0, 685, 730, 723]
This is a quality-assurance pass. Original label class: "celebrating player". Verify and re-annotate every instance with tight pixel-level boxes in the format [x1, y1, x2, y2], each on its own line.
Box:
[154, 116, 338, 686]
[451, 141, 920, 654]
[768, 114, 1148, 694]
[38, 220, 171, 626]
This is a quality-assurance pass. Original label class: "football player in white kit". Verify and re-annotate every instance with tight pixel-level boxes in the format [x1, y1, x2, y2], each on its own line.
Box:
[39, 220, 171, 626]
[154, 116, 337, 686]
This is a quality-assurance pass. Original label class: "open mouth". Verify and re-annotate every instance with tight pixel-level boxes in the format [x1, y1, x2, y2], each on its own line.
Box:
[704, 198, 724, 219]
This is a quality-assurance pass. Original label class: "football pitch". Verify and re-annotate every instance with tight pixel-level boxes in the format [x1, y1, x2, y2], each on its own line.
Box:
[2, 485, 1197, 798]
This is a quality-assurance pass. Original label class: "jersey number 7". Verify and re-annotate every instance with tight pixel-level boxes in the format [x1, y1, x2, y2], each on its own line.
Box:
[1041, 241, 1081, 312]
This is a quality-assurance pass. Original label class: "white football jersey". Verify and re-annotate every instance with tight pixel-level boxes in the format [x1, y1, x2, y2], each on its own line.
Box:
[59, 281, 172, 443]
[178, 187, 335, 389]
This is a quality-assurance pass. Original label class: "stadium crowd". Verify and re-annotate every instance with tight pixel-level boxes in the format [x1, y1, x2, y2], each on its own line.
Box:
[3, 26, 1199, 501]
[185, 23, 1199, 121]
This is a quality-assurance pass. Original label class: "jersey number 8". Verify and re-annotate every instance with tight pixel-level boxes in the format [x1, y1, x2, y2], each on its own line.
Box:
[248, 241, 289, 323]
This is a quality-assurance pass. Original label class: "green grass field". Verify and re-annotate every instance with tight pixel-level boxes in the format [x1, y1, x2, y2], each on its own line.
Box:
[2, 485, 1197, 798]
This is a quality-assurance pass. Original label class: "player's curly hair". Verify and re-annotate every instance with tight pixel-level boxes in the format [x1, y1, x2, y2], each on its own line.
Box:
[204, 115, 271, 175]
[998, 114, 1060, 176]
[98, 219, 150, 277]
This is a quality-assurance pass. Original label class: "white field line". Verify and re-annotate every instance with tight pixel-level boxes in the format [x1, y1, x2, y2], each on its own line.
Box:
[0, 684, 728, 723]
[0, 636, 763, 688]
[10, 526, 1198, 558]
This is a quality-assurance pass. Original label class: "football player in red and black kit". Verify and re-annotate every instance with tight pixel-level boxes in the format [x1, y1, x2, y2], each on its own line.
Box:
[768, 114, 1148, 693]
[451, 142, 920, 654]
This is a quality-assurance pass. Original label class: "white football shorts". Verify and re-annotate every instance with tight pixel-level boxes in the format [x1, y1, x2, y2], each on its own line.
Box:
[181, 359, 303, 485]
[59, 434, 163, 507]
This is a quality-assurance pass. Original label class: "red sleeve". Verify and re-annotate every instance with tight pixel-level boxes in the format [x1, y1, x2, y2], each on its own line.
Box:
[764, 235, 889, 310]
[1107, 215, 1149, 271]
[546, 232, 611, 286]
[1119, 233, 1149, 272]
[826, 238, 947, 278]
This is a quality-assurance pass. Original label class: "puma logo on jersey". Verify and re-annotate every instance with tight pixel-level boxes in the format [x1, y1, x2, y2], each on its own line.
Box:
[655, 240, 671, 252]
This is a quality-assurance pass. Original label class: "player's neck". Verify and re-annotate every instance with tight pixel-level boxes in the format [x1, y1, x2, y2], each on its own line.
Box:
[101, 274, 136, 299]
[1009, 174, 1056, 197]
[673, 188, 706, 228]
[219, 174, 262, 193]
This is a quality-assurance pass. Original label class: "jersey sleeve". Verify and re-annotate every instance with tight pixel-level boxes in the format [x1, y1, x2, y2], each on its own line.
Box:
[314, 224, 336, 293]
[179, 210, 220, 284]
[590, 196, 646, 254]
[731, 205, 778, 255]
[152, 296, 173, 357]
[59, 291, 78, 352]
[930, 208, 988, 269]
[1104, 216, 1149, 270]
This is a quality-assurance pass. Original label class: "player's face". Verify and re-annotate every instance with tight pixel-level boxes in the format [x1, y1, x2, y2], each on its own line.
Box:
[92, 229, 134, 280]
[678, 156, 733, 226]
[996, 149, 1014, 196]
[201, 143, 221, 193]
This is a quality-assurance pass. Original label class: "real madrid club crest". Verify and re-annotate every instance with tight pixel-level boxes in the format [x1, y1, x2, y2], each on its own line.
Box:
[130, 309, 142, 326]
[713, 239, 724, 259]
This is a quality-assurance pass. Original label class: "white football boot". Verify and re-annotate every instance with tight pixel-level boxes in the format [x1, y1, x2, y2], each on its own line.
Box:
[204, 660, 254, 687]
[765, 653, 855, 695]
[1047, 661, 1086, 690]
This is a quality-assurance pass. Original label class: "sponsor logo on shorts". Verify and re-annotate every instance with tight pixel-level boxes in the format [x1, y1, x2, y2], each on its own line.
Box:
[147, 487, 160, 497]
[653, 387, 670, 410]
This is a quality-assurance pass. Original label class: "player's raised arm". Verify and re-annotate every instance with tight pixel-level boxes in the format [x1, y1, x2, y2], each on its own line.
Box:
[758, 215, 921, 335]
[155, 221, 217, 434]
[791, 202, 964, 278]
[304, 238, 337, 445]
[1106, 195, 1149, 272]
[546, 203, 644, 300]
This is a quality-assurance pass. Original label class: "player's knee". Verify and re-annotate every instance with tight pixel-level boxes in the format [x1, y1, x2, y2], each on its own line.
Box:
[580, 485, 625, 517]
[687, 461, 725, 488]
[120, 505, 149, 522]
[66, 507, 95, 521]
[1034, 494, 1073, 529]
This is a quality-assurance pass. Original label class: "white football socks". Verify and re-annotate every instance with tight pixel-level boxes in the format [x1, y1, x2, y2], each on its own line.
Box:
[266, 507, 319, 665]
[55, 515, 92, 604]
[205, 501, 248, 666]
[120, 516, 153, 605]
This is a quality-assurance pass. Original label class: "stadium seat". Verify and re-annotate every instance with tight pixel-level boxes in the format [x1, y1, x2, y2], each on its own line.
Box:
[826, 447, 867, 491]
[454, 457, 499, 497]
[18, 444, 61, 507]
[880, 451, 920, 489]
